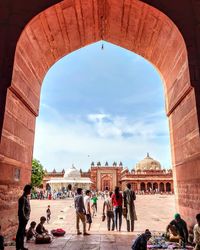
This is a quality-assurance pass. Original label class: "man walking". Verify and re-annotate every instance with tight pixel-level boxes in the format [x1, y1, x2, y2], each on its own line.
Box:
[16, 184, 32, 250]
[74, 188, 89, 235]
[123, 183, 136, 232]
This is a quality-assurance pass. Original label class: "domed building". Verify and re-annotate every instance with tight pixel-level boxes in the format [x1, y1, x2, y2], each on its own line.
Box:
[45, 165, 92, 192]
[42, 155, 173, 194]
[121, 153, 174, 193]
[135, 153, 161, 171]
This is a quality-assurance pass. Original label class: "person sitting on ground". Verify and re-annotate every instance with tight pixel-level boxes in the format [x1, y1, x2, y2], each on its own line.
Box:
[131, 229, 151, 250]
[46, 205, 51, 223]
[194, 213, 200, 250]
[166, 213, 188, 244]
[36, 217, 48, 235]
[0, 225, 4, 250]
[84, 190, 92, 231]
[103, 191, 114, 231]
[26, 221, 37, 241]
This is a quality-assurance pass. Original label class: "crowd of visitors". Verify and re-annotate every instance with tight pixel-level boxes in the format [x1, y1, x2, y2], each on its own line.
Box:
[0, 183, 199, 250]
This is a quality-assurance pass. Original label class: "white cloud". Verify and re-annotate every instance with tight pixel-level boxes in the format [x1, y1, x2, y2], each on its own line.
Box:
[33, 109, 171, 171]
[87, 113, 110, 122]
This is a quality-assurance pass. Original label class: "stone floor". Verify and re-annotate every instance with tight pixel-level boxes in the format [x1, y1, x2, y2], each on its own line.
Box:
[5, 194, 175, 249]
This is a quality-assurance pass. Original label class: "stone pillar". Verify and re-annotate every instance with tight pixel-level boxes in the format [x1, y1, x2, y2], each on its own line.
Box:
[0, 89, 36, 238]
[169, 87, 200, 226]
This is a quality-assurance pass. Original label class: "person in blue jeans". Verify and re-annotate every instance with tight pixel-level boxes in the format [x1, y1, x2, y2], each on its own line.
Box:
[111, 186, 123, 231]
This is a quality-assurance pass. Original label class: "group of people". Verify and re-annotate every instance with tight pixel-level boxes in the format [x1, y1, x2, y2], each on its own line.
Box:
[165, 213, 200, 249]
[74, 183, 137, 235]
[0, 183, 199, 250]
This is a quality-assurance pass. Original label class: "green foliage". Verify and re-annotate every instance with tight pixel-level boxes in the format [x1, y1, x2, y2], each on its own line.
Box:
[31, 159, 45, 188]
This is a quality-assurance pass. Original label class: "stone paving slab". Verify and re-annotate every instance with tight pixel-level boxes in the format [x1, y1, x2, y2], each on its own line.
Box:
[5, 195, 175, 249]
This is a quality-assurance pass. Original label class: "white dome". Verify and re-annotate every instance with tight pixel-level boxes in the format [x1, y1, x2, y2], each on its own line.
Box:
[135, 153, 161, 171]
[64, 165, 81, 178]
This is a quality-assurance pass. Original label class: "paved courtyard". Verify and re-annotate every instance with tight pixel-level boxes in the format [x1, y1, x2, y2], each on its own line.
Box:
[5, 194, 175, 249]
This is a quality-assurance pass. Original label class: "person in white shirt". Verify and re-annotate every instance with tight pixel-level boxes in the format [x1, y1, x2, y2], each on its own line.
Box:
[84, 190, 92, 231]
[194, 213, 200, 250]
[103, 191, 114, 231]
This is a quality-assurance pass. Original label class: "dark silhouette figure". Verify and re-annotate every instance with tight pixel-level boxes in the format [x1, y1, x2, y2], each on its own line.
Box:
[16, 184, 32, 250]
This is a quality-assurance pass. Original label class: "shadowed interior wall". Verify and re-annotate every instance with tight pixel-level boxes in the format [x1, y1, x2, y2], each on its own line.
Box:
[0, 0, 200, 237]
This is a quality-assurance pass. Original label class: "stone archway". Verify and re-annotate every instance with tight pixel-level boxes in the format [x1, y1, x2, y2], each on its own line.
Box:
[140, 182, 146, 192]
[159, 182, 165, 192]
[0, 0, 200, 236]
[153, 182, 158, 191]
[166, 182, 171, 192]
[101, 175, 112, 191]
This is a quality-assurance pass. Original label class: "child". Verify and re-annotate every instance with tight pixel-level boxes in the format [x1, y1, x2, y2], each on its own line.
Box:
[26, 221, 37, 241]
[91, 194, 98, 217]
[0, 225, 4, 250]
[36, 216, 48, 235]
[46, 205, 51, 223]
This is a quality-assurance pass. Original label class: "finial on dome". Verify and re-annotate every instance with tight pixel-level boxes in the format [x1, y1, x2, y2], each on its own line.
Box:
[147, 152, 150, 157]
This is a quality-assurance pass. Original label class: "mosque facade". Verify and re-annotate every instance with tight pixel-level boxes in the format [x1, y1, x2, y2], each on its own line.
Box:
[43, 154, 174, 193]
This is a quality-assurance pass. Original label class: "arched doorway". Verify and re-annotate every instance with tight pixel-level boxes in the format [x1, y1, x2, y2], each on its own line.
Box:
[0, 0, 200, 234]
[159, 183, 165, 192]
[166, 183, 171, 192]
[140, 182, 146, 191]
[147, 183, 152, 191]
[101, 175, 112, 191]
[153, 183, 158, 191]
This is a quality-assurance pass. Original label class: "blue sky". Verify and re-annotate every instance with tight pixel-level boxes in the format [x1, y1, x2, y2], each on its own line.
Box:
[33, 41, 171, 171]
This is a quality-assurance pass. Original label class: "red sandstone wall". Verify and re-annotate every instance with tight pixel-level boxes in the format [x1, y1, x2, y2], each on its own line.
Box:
[0, 0, 200, 237]
[0, 89, 36, 238]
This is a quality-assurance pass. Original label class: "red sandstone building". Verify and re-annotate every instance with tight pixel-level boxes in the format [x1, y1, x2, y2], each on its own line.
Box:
[43, 154, 173, 193]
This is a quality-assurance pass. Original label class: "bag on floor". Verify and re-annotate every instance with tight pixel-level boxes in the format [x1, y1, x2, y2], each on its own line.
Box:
[51, 228, 66, 237]
[35, 234, 52, 244]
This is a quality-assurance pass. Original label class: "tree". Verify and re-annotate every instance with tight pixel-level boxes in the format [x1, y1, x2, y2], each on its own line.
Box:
[31, 159, 45, 188]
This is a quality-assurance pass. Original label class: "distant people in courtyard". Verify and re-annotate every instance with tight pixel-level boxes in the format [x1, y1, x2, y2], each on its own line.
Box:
[112, 186, 123, 231]
[103, 188, 109, 199]
[103, 191, 114, 231]
[194, 213, 200, 250]
[46, 205, 51, 223]
[26, 221, 37, 241]
[131, 229, 151, 250]
[123, 183, 137, 232]
[91, 193, 98, 217]
[16, 184, 32, 250]
[74, 188, 89, 235]
[0, 225, 4, 250]
[84, 190, 92, 231]
[36, 216, 48, 235]
[166, 213, 188, 245]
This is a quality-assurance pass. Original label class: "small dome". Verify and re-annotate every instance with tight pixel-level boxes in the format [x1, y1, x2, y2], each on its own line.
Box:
[64, 165, 81, 178]
[135, 153, 161, 171]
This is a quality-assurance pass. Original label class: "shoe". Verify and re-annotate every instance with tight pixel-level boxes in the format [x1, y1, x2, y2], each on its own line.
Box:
[83, 232, 90, 236]
[77, 232, 82, 235]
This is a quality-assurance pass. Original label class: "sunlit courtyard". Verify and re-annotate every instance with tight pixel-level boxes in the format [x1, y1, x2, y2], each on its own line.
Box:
[6, 195, 175, 249]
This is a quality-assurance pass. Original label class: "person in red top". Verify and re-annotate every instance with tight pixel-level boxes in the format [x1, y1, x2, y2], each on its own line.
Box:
[111, 186, 123, 231]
